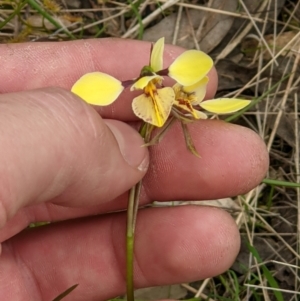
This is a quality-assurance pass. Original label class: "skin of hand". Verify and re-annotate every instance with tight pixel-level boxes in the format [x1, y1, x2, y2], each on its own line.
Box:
[0, 39, 269, 301]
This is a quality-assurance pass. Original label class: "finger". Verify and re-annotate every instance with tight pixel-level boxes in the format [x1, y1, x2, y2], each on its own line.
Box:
[0, 88, 148, 229]
[0, 39, 218, 120]
[0, 119, 268, 242]
[144, 119, 269, 201]
[0, 206, 240, 301]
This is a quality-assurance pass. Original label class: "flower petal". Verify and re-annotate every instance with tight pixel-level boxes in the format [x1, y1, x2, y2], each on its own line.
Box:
[130, 75, 162, 91]
[132, 87, 175, 127]
[200, 98, 251, 114]
[182, 76, 208, 94]
[168, 50, 213, 86]
[71, 72, 123, 106]
[150, 37, 165, 72]
[183, 76, 209, 104]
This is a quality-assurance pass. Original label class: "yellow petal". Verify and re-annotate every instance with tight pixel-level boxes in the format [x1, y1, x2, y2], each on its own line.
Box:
[130, 75, 162, 91]
[132, 87, 175, 127]
[200, 98, 251, 114]
[183, 76, 209, 104]
[150, 37, 165, 72]
[168, 50, 213, 86]
[183, 76, 209, 94]
[71, 72, 123, 106]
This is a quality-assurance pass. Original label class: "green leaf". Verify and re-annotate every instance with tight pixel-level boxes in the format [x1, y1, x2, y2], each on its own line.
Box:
[247, 243, 284, 301]
[263, 178, 300, 188]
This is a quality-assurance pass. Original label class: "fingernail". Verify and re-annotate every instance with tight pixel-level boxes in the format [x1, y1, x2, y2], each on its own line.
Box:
[105, 120, 149, 171]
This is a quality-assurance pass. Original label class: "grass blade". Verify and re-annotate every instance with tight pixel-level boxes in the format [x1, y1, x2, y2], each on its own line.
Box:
[247, 243, 284, 301]
[263, 178, 300, 188]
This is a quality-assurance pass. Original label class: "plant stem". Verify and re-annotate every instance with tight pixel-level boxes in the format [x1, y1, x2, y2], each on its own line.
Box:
[126, 123, 152, 301]
[126, 184, 136, 301]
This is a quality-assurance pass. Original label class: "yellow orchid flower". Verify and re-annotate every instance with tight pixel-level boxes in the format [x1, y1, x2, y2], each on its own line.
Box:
[173, 77, 210, 119]
[71, 72, 124, 106]
[173, 77, 251, 119]
[131, 37, 175, 127]
[131, 37, 214, 127]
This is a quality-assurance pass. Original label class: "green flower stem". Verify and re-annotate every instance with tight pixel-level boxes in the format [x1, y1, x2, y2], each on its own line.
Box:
[126, 122, 152, 301]
[126, 184, 137, 301]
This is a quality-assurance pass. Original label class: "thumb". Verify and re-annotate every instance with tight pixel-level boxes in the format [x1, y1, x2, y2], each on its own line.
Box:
[0, 87, 148, 227]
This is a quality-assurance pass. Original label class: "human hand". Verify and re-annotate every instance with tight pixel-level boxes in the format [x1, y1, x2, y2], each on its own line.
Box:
[0, 39, 268, 301]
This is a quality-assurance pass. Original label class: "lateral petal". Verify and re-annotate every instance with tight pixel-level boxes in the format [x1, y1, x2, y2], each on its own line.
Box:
[71, 72, 123, 106]
[200, 98, 251, 114]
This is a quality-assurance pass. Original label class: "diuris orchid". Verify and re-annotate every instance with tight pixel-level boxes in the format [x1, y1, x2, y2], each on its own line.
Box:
[70, 38, 253, 301]
[172, 77, 251, 120]
[71, 37, 250, 132]
[130, 37, 213, 127]
[71, 71, 124, 106]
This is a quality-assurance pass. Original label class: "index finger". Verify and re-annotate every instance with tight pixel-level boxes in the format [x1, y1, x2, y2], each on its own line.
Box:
[0, 39, 218, 120]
